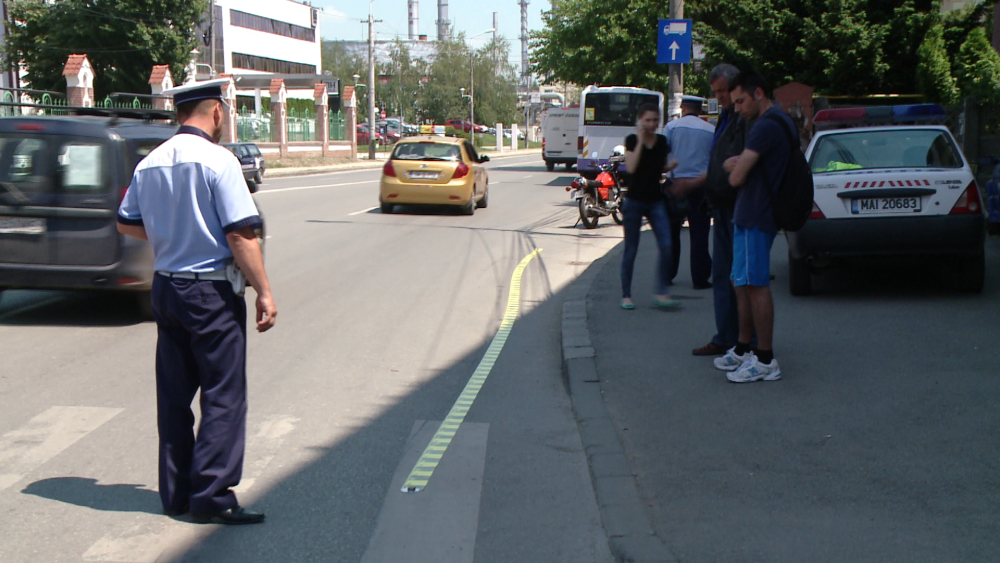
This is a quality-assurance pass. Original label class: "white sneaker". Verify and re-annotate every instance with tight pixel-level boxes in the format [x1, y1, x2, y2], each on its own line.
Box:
[727, 354, 782, 383]
[713, 347, 752, 372]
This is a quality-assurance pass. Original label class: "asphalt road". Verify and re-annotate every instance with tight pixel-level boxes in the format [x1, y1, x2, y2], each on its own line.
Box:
[0, 154, 622, 563]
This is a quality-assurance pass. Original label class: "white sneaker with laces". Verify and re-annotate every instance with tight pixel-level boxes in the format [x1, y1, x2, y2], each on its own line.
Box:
[726, 354, 781, 383]
[713, 347, 751, 372]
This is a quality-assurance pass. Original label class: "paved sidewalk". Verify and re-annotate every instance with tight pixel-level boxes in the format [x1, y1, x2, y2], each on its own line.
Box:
[564, 229, 1000, 563]
[267, 148, 541, 179]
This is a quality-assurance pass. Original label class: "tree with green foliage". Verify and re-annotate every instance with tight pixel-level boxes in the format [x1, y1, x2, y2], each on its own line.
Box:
[3, 0, 208, 97]
[470, 38, 521, 125]
[530, 0, 670, 92]
[531, 0, 971, 96]
[955, 26, 1000, 106]
[915, 24, 959, 104]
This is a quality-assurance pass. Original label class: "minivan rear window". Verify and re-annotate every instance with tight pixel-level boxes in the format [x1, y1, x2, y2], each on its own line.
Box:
[0, 134, 106, 197]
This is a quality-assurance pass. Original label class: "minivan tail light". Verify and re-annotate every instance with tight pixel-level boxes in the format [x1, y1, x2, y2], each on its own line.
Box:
[809, 202, 825, 219]
[453, 162, 470, 179]
[382, 160, 396, 177]
[949, 181, 982, 215]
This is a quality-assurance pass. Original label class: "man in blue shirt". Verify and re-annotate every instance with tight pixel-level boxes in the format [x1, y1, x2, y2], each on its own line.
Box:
[664, 95, 715, 289]
[118, 79, 277, 524]
[715, 70, 794, 383]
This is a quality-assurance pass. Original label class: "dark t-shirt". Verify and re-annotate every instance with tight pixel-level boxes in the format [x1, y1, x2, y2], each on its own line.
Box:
[624, 134, 669, 202]
[733, 107, 794, 232]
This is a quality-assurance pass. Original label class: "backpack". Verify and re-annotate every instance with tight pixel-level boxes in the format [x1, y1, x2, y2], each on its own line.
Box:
[764, 113, 814, 232]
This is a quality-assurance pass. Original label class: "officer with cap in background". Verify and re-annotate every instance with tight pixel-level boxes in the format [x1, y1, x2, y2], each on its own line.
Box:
[117, 78, 277, 525]
[664, 94, 715, 289]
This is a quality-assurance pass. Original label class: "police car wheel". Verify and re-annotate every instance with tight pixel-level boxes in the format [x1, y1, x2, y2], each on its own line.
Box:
[788, 252, 812, 296]
[956, 251, 985, 294]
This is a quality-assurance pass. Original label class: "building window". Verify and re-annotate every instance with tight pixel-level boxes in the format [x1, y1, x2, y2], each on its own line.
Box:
[232, 53, 317, 75]
[230, 10, 316, 42]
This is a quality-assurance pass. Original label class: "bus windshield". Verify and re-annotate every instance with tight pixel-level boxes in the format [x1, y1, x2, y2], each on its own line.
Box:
[583, 92, 660, 127]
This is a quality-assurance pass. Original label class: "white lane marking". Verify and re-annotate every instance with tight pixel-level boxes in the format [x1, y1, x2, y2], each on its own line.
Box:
[81, 414, 298, 563]
[360, 421, 488, 563]
[0, 407, 123, 491]
[521, 175, 535, 180]
[255, 179, 378, 195]
[348, 206, 378, 216]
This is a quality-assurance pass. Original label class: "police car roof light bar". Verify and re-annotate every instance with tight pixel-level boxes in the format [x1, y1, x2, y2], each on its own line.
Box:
[814, 103, 946, 130]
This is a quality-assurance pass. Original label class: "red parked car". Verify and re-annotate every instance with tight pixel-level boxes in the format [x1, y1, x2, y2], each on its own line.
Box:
[445, 119, 472, 133]
[357, 124, 383, 145]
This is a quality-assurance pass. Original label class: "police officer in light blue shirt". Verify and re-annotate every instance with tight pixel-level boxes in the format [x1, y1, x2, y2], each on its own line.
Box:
[664, 95, 715, 289]
[117, 78, 277, 525]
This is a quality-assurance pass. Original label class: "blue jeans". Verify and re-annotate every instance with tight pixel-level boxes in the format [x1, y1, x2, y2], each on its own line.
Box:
[711, 206, 739, 347]
[621, 197, 674, 298]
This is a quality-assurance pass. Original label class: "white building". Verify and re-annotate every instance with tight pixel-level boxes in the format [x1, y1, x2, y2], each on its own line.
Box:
[199, 0, 321, 78]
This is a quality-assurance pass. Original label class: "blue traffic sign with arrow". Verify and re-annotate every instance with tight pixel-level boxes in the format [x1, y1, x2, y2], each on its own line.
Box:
[657, 19, 692, 64]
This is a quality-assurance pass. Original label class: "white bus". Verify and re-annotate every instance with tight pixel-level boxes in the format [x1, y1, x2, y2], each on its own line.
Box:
[577, 85, 664, 177]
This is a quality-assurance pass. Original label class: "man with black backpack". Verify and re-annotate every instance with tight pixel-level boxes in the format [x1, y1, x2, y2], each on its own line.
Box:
[714, 70, 797, 383]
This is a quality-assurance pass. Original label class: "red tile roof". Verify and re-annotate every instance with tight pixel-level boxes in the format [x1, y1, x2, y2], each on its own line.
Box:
[269, 78, 285, 94]
[148, 65, 170, 84]
[62, 54, 88, 76]
[313, 83, 327, 98]
[343, 86, 355, 101]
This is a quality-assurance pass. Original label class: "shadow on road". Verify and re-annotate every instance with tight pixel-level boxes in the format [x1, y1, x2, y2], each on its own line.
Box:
[0, 290, 146, 327]
[22, 477, 161, 515]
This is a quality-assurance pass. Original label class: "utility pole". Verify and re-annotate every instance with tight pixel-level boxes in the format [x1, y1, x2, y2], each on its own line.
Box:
[668, 0, 683, 114]
[209, 0, 215, 75]
[364, 3, 382, 160]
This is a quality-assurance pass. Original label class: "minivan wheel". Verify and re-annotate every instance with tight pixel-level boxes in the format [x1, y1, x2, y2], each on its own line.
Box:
[545, 160, 554, 171]
[135, 291, 155, 320]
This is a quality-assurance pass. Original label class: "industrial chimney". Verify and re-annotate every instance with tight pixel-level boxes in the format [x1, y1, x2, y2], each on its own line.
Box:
[437, 0, 450, 41]
[408, 0, 419, 40]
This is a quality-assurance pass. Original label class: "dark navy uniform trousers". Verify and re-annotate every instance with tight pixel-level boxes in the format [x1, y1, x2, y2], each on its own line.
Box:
[151, 275, 247, 515]
[670, 186, 713, 286]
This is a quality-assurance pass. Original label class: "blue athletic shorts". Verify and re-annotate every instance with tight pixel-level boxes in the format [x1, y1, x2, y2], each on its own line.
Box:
[731, 225, 777, 287]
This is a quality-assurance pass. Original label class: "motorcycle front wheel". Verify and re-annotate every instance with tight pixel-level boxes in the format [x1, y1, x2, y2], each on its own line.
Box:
[578, 193, 599, 229]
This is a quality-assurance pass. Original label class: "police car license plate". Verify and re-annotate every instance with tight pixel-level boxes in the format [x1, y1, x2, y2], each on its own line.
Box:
[409, 171, 439, 179]
[851, 197, 921, 214]
[0, 216, 45, 234]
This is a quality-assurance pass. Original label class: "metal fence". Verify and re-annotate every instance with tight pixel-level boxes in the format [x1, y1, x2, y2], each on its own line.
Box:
[286, 107, 315, 142]
[329, 110, 346, 141]
[0, 88, 70, 116]
[237, 106, 273, 143]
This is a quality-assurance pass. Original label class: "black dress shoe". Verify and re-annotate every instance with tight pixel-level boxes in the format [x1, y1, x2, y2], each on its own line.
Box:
[163, 505, 189, 517]
[692, 282, 713, 290]
[191, 506, 265, 525]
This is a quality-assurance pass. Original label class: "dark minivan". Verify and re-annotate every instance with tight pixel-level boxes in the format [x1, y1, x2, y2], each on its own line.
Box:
[0, 114, 177, 315]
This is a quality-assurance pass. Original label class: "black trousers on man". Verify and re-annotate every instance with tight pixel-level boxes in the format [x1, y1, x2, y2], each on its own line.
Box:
[670, 186, 713, 286]
[151, 275, 247, 516]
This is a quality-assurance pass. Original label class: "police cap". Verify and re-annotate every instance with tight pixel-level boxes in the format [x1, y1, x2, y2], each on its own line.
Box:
[164, 78, 230, 107]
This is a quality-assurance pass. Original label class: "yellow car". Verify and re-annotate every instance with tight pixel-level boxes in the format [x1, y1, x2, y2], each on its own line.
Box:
[379, 136, 490, 215]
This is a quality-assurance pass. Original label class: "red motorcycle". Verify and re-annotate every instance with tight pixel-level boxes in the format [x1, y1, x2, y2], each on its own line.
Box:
[567, 148, 625, 228]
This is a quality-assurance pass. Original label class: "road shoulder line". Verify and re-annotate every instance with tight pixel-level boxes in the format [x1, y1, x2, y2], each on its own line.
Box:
[560, 249, 678, 563]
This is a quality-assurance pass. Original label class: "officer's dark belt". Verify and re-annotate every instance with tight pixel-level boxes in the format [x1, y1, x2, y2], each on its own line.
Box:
[156, 270, 228, 281]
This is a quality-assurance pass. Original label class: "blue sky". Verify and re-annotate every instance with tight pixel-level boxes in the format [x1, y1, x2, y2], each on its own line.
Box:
[314, 0, 548, 57]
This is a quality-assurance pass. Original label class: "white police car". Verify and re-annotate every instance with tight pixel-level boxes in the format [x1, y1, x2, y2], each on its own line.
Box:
[787, 104, 985, 295]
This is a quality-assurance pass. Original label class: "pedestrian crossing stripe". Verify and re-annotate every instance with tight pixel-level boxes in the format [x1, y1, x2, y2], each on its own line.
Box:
[401, 248, 542, 492]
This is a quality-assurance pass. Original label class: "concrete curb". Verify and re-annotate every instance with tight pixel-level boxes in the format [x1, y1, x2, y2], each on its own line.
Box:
[266, 148, 541, 179]
[561, 251, 678, 563]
